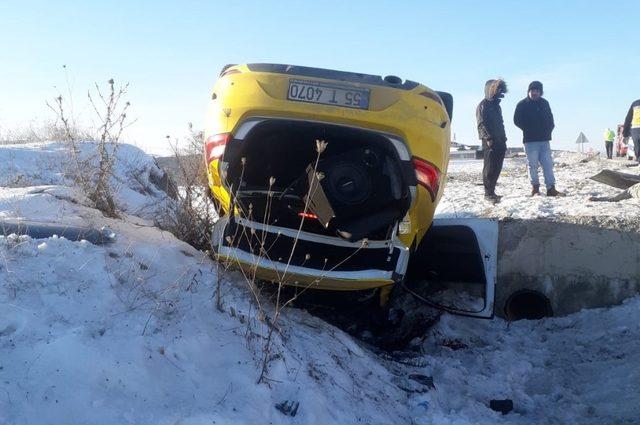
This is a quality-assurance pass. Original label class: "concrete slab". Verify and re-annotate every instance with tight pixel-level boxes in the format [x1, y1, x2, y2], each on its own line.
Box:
[496, 219, 640, 318]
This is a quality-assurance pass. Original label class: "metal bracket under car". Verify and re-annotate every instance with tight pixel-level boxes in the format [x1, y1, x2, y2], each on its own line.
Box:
[403, 217, 498, 319]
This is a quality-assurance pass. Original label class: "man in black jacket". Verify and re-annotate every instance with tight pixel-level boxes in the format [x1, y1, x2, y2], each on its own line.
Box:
[622, 98, 640, 163]
[514, 81, 561, 196]
[476, 79, 508, 203]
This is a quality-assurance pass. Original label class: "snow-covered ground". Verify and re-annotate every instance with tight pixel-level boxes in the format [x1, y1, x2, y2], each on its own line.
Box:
[1, 142, 639, 424]
[438, 152, 640, 229]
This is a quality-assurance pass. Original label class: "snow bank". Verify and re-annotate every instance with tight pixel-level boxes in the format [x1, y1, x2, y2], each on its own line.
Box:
[0, 141, 173, 221]
[0, 142, 415, 424]
[0, 213, 415, 424]
[1, 142, 638, 424]
[421, 297, 640, 423]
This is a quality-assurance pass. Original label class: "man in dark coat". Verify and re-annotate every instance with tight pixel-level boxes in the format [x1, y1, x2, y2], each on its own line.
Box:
[622, 98, 640, 163]
[513, 81, 561, 196]
[476, 79, 508, 203]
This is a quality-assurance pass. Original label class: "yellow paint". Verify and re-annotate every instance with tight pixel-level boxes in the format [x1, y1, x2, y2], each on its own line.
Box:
[632, 106, 640, 128]
[379, 285, 393, 307]
[216, 253, 395, 291]
[205, 64, 451, 291]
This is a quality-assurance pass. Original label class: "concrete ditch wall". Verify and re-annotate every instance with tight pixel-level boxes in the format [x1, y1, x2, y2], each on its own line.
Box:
[495, 219, 640, 318]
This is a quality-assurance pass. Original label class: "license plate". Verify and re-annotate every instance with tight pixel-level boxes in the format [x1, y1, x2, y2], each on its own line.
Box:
[287, 79, 370, 110]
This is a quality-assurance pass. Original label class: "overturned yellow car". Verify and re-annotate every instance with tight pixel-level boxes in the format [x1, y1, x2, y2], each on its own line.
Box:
[205, 63, 452, 293]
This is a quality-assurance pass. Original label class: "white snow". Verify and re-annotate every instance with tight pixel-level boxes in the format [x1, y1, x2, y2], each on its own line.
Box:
[0, 141, 173, 221]
[1, 142, 639, 424]
[437, 152, 640, 223]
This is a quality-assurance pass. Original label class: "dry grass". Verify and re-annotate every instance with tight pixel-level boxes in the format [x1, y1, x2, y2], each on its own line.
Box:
[209, 139, 367, 384]
[154, 124, 217, 252]
[0, 122, 93, 146]
[47, 78, 132, 218]
[32, 76, 371, 384]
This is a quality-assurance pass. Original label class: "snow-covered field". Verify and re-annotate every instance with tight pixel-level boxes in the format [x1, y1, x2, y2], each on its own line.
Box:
[438, 152, 640, 229]
[438, 152, 640, 215]
[1, 142, 639, 424]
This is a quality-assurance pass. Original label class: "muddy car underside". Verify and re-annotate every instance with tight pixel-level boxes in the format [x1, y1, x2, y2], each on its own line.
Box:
[213, 118, 416, 287]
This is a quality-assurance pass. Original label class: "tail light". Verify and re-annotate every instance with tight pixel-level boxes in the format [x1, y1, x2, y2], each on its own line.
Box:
[204, 133, 231, 164]
[412, 156, 441, 201]
[298, 212, 318, 220]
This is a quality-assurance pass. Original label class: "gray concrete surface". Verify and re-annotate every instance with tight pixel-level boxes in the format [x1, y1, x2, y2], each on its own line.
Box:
[496, 219, 640, 317]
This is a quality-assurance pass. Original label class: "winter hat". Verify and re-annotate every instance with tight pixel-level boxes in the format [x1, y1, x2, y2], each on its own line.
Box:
[528, 81, 543, 94]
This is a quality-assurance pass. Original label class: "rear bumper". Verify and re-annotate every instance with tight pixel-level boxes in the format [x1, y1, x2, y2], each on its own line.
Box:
[216, 245, 395, 290]
[212, 217, 410, 291]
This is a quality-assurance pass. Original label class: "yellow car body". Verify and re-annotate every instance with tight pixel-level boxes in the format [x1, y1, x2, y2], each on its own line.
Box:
[205, 63, 451, 291]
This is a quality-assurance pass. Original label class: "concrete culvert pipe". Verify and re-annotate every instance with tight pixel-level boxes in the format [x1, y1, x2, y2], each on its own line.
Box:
[504, 289, 553, 321]
[495, 219, 640, 317]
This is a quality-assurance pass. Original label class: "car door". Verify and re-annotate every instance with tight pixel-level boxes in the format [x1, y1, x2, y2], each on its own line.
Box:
[406, 217, 498, 319]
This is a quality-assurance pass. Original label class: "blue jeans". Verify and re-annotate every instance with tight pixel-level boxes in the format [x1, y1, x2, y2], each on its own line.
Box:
[524, 141, 555, 188]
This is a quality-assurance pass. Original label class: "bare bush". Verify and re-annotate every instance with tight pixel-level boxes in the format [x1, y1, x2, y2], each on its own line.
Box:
[154, 123, 217, 251]
[47, 78, 132, 217]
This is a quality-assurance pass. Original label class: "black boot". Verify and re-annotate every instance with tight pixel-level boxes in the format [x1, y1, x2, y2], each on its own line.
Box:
[484, 193, 501, 204]
[546, 186, 563, 197]
[531, 184, 540, 196]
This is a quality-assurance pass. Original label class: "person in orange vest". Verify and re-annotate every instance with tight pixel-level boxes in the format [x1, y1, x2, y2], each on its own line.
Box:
[603, 128, 615, 159]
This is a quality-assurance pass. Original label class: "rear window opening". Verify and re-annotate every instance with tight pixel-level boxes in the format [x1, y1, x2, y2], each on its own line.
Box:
[222, 119, 412, 240]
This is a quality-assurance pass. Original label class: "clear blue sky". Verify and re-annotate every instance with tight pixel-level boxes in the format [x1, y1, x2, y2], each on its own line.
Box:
[1, 0, 639, 154]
